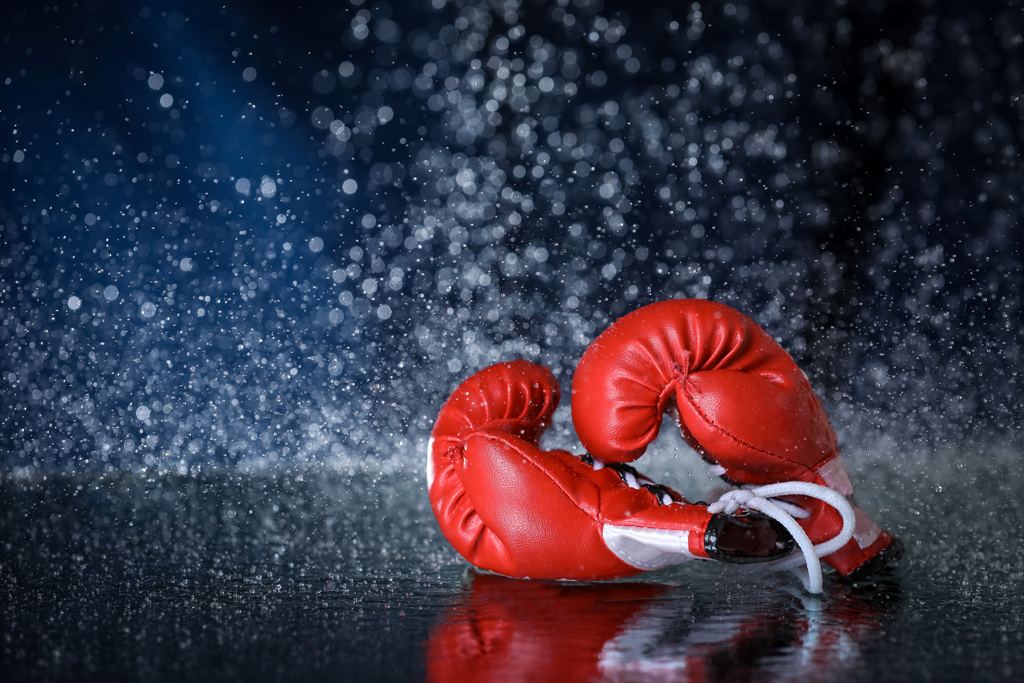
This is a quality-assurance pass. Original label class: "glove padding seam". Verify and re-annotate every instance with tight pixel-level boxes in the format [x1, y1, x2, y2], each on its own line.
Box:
[466, 430, 602, 521]
[435, 361, 559, 444]
[677, 383, 833, 476]
[429, 438, 506, 563]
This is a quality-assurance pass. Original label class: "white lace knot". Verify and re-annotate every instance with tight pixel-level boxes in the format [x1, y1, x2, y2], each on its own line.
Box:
[706, 481, 857, 595]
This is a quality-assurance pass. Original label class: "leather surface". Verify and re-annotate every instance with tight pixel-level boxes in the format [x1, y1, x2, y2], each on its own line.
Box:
[572, 299, 837, 473]
[428, 360, 714, 580]
[571, 300, 894, 576]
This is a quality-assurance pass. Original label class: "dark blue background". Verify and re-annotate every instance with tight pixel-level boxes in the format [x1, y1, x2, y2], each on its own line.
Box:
[2, 4, 1024, 682]
[1, 0, 1022, 472]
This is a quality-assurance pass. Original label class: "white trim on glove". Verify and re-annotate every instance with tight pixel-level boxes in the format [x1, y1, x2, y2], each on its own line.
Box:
[602, 525, 696, 572]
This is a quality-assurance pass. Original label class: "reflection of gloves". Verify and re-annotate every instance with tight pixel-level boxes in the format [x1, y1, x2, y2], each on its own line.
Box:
[598, 580, 898, 679]
[572, 299, 901, 577]
[425, 573, 673, 683]
[424, 571, 900, 683]
[428, 360, 794, 581]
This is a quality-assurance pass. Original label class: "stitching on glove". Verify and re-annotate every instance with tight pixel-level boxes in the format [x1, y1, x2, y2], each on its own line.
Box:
[609, 539, 650, 570]
[444, 443, 464, 463]
[677, 383, 831, 475]
[470, 431, 598, 520]
[452, 492, 489, 557]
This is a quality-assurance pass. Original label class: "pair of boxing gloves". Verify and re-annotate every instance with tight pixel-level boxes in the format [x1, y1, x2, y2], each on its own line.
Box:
[428, 300, 902, 582]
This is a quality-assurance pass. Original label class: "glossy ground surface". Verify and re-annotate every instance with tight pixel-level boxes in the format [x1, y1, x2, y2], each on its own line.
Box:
[3, 453, 1022, 682]
[2, 1, 1023, 679]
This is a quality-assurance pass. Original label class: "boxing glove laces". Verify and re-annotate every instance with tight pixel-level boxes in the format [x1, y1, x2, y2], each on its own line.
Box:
[428, 359, 796, 583]
[572, 299, 902, 587]
[428, 301, 901, 591]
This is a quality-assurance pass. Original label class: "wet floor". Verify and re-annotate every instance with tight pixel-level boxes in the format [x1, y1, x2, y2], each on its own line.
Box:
[3, 452, 1022, 682]
[3, 0, 1024, 679]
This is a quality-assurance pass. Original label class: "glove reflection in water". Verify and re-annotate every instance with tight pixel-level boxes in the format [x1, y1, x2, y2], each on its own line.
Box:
[425, 571, 900, 682]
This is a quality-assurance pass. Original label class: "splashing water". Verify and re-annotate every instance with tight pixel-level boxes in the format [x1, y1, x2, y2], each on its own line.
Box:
[1, 0, 1023, 679]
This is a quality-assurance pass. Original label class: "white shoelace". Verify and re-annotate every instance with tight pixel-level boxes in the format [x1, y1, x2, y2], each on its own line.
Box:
[706, 482, 857, 595]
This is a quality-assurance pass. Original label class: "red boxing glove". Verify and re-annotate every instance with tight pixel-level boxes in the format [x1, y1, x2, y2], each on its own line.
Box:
[428, 360, 794, 581]
[572, 299, 901, 577]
